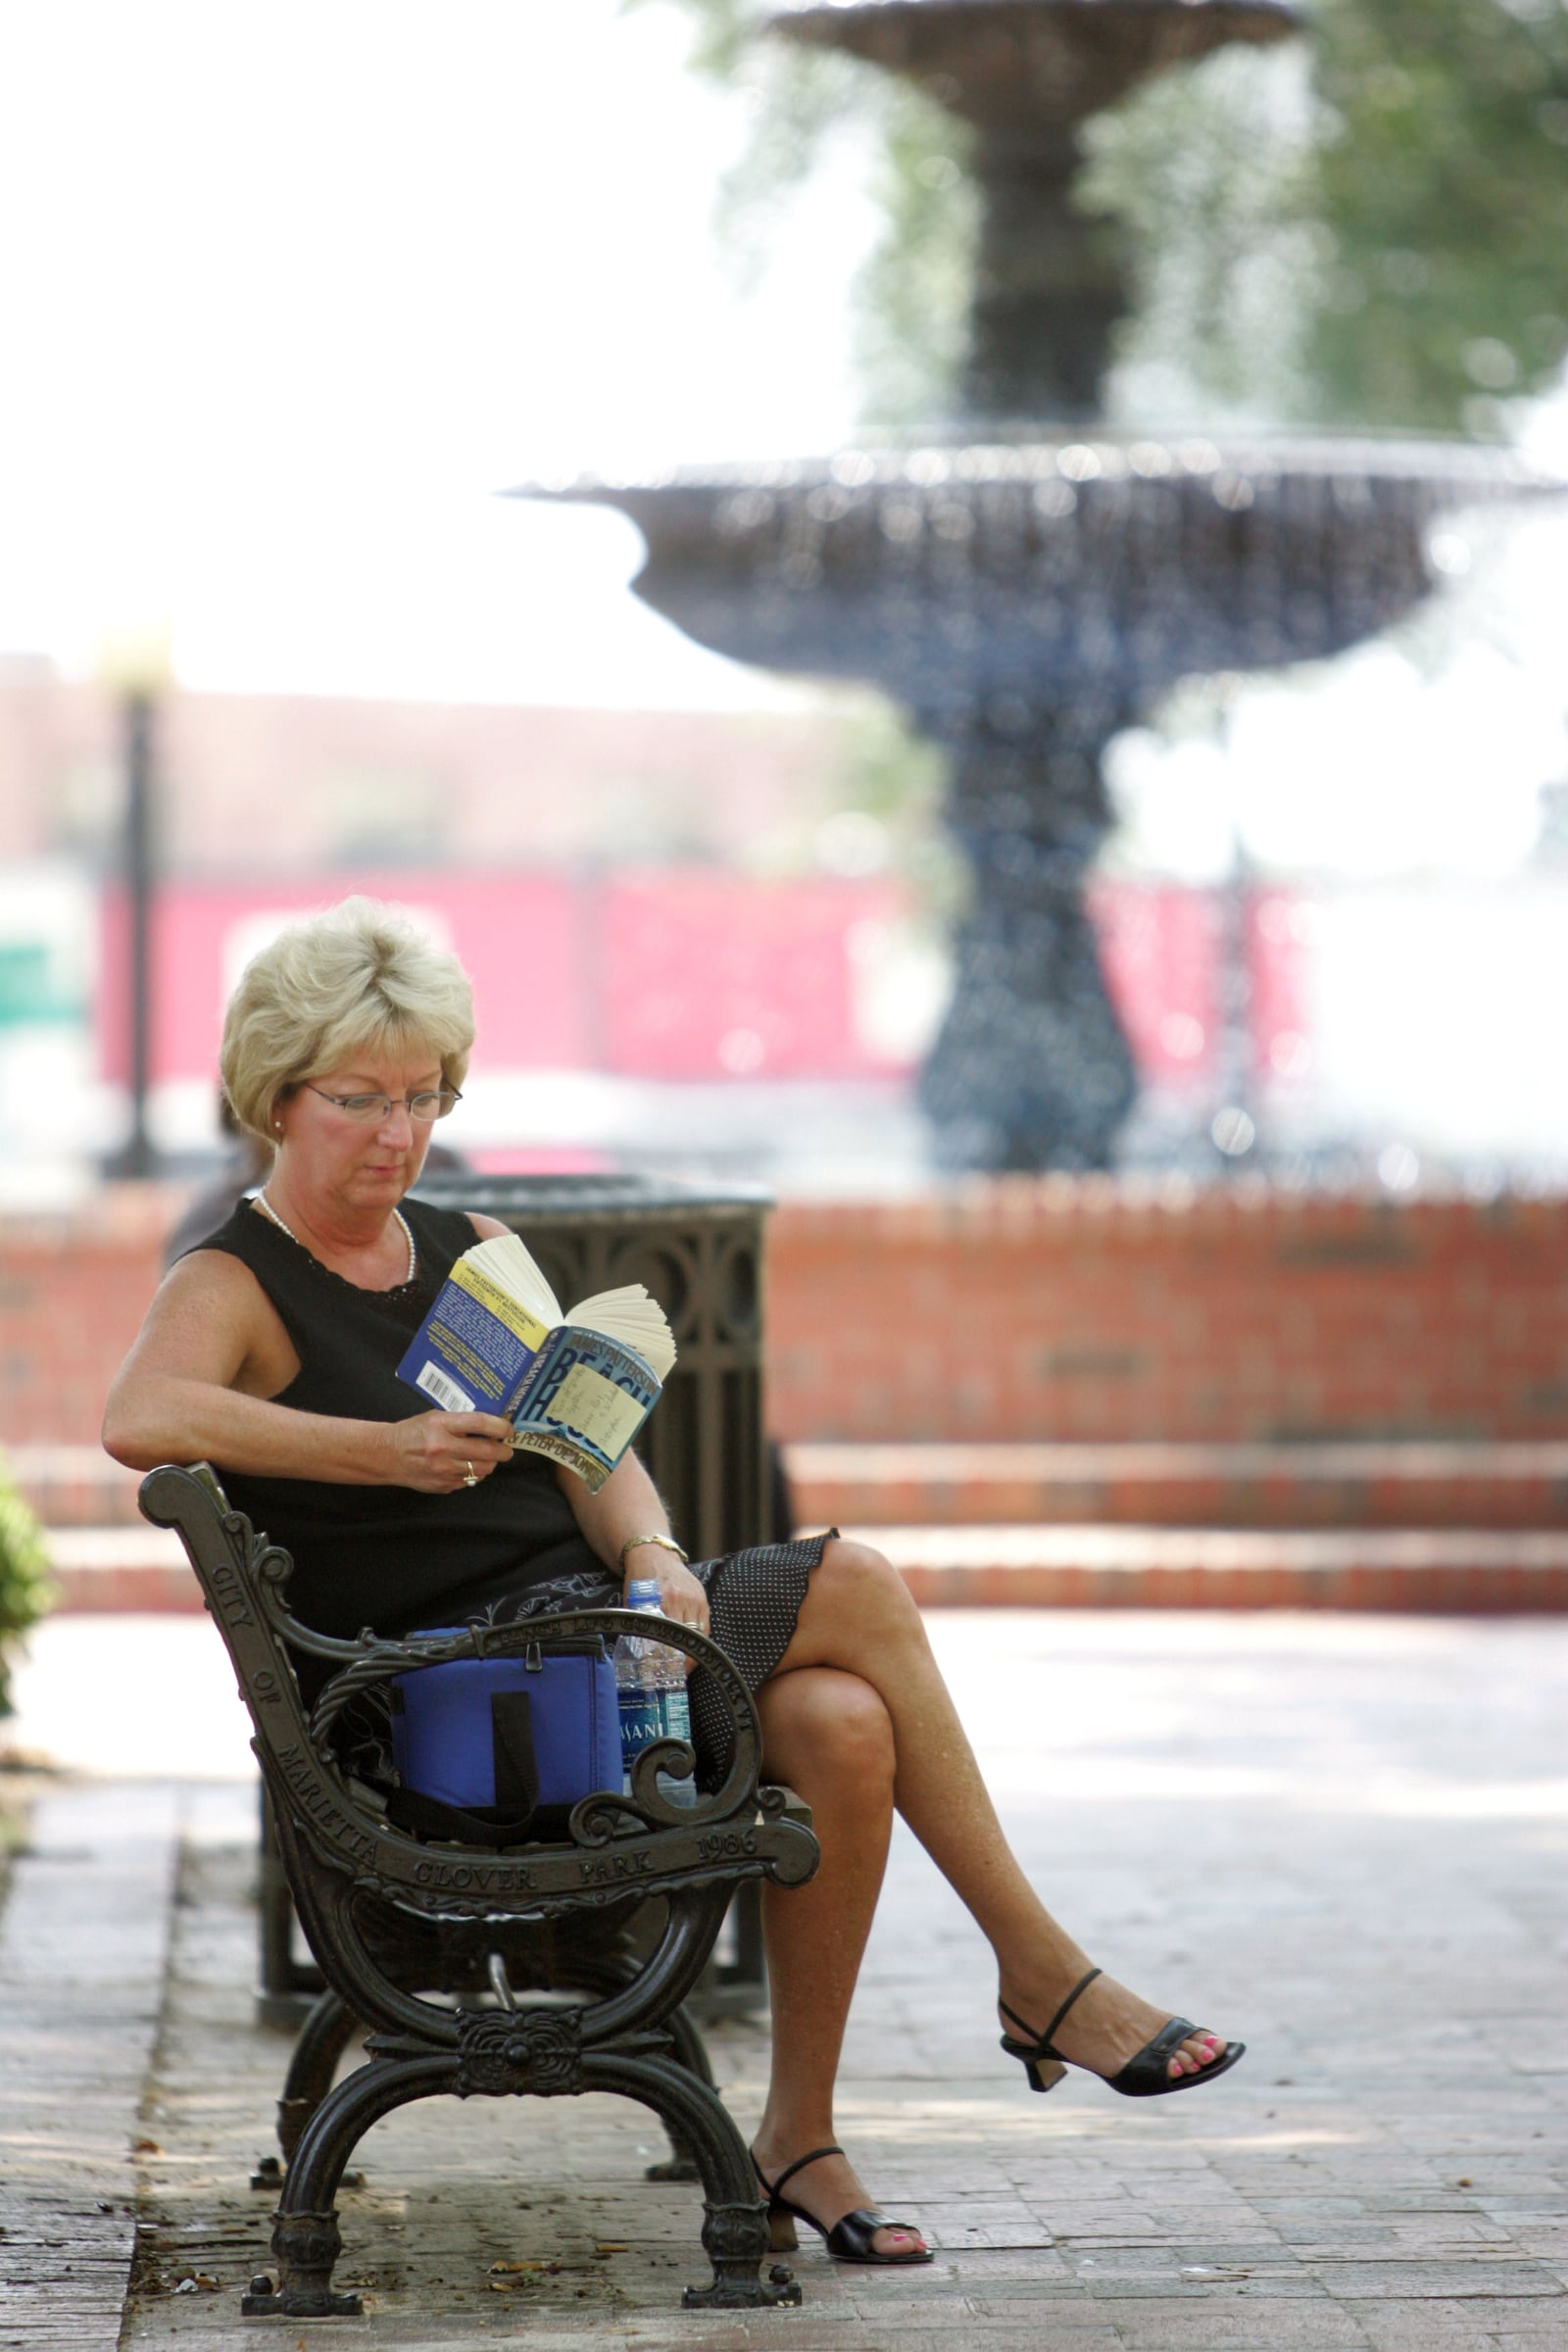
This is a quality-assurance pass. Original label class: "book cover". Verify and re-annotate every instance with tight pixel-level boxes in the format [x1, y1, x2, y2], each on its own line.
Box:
[397, 1251, 665, 1491]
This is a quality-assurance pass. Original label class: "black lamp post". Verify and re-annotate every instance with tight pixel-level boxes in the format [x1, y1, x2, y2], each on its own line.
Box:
[102, 621, 172, 1180]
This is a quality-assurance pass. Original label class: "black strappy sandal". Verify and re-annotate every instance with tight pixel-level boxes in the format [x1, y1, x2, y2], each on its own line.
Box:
[1000, 1966, 1246, 2099]
[752, 2146, 933, 2267]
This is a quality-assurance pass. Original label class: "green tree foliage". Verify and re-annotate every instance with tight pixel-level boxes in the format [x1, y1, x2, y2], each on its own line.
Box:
[1305, 0, 1568, 429]
[634, 0, 1568, 435]
[1092, 0, 1568, 432]
[0, 1453, 51, 1719]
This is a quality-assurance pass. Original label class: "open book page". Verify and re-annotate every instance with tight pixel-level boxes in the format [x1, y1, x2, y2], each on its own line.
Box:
[560, 1284, 677, 1379]
[462, 1232, 564, 1329]
[461, 1233, 677, 1380]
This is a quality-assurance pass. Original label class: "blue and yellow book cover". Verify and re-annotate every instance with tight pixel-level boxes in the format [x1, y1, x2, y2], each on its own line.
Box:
[397, 1254, 662, 1491]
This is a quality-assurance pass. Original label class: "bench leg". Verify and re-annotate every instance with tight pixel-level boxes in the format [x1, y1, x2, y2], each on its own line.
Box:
[591, 2049, 801, 2310]
[279, 1988, 363, 2160]
[243, 2038, 801, 2317]
[643, 2000, 714, 2182]
[243, 2050, 454, 2320]
[251, 1988, 367, 2193]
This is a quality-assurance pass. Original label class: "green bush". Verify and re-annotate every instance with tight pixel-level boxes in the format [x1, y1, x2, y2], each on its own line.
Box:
[0, 1452, 52, 1719]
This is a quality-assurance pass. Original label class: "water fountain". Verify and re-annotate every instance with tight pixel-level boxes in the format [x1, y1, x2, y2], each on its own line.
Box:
[518, 0, 1561, 1170]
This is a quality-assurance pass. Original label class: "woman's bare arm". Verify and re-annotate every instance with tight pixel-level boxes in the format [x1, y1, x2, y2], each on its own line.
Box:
[561, 1452, 710, 1632]
[102, 1250, 514, 1494]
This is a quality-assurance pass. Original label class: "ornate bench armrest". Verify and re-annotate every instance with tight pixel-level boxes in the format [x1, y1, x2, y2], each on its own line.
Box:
[138, 1462, 818, 1911]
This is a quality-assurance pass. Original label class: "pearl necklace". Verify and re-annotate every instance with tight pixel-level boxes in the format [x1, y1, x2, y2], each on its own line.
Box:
[254, 1191, 417, 1286]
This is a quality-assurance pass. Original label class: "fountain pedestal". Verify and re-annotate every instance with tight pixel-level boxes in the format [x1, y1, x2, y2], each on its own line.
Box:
[920, 697, 1137, 1166]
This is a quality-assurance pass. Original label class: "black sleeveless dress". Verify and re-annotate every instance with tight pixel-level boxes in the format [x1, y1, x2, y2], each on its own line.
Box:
[192, 1197, 827, 1772]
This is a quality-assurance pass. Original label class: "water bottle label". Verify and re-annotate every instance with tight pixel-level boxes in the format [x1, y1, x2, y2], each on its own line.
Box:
[660, 1686, 693, 1744]
[655, 1685, 696, 1806]
[618, 1690, 662, 1763]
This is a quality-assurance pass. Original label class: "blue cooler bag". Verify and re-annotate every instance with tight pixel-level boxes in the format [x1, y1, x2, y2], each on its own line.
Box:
[388, 1633, 622, 1846]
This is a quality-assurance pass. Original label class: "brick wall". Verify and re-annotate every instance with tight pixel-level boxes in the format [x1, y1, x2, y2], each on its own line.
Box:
[4, 1180, 1567, 1453]
[762, 1182, 1568, 1446]
[0, 1188, 175, 1448]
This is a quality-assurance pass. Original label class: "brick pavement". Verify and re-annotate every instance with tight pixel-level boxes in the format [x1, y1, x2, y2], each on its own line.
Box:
[3, 1610, 1568, 2348]
[0, 1780, 178, 2351]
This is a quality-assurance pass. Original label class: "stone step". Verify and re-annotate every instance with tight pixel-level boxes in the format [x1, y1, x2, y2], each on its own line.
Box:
[830, 1522, 1568, 1611]
[39, 1519, 1568, 1616]
[786, 1440, 1568, 1531]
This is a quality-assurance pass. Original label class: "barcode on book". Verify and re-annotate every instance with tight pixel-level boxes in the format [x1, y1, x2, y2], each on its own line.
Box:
[416, 1362, 473, 1412]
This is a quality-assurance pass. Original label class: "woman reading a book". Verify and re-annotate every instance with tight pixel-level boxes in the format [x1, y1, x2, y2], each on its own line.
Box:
[104, 897, 1243, 2272]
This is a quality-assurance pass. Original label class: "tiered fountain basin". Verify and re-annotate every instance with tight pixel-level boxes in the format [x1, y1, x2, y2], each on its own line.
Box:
[517, 435, 1560, 714]
[772, 0, 1302, 129]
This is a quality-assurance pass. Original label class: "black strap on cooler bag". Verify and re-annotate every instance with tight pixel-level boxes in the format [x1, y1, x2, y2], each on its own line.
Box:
[385, 1687, 544, 1847]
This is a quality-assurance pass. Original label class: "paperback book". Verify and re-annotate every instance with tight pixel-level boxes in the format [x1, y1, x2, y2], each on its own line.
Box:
[396, 1233, 676, 1491]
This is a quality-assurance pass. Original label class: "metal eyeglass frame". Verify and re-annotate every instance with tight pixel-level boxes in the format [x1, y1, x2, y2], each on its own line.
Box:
[304, 1084, 462, 1123]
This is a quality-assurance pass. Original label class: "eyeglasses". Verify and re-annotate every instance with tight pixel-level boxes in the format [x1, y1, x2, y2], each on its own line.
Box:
[305, 1084, 463, 1123]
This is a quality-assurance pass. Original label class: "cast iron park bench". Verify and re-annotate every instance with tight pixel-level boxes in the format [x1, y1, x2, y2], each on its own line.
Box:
[139, 1461, 819, 2322]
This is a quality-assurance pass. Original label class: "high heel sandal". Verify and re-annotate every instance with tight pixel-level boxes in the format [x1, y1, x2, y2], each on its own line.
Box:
[752, 2146, 933, 2267]
[1000, 1967, 1246, 2099]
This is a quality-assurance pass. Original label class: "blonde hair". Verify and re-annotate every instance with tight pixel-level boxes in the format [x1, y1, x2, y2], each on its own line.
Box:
[220, 898, 475, 1143]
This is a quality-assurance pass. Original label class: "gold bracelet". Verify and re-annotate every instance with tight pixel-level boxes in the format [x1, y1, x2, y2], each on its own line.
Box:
[618, 1531, 689, 1573]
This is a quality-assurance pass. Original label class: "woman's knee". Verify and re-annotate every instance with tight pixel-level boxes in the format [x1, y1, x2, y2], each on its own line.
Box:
[816, 1535, 917, 1622]
[761, 1665, 895, 1788]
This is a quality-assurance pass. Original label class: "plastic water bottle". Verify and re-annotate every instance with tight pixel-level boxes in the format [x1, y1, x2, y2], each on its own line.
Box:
[614, 1579, 696, 1807]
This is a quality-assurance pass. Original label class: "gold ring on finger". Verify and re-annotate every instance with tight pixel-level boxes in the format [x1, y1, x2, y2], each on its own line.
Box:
[464, 1461, 478, 1487]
